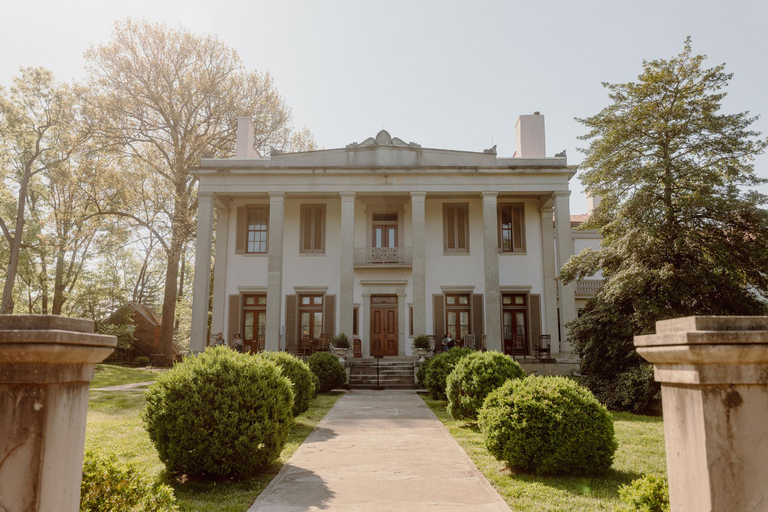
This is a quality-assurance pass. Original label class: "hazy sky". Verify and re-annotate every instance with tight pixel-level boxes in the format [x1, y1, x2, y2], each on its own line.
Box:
[2, 0, 767, 213]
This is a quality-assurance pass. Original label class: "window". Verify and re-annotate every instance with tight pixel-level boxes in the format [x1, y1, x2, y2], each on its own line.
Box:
[246, 207, 269, 254]
[242, 295, 267, 351]
[443, 204, 469, 253]
[300, 205, 325, 254]
[445, 294, 470, 340]
[299, 295, 324, 341]
[353, 306, 359, 336]
[409, 305, 413, 336]
[372, 212, 398, 249]
[502, 294, 527, 355]
[498, 203, 526, 253]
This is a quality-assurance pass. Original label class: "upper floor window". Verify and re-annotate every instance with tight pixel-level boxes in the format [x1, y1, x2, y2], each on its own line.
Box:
[300, 205, 325, 254]
[443, 203, 469, 253]
[247, 207, 269, 254]
[498, 203, 526, 253]
[372, 212, 398, 248]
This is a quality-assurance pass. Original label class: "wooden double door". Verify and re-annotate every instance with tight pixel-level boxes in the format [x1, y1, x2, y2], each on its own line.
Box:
[370, 295, 398, 357]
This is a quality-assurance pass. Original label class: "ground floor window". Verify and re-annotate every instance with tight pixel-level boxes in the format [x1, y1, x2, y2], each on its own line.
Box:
[445, 294, 470, 340]
[299, 295, 324, 341]
[353, 306, 359, 336]
[243, 295, 266, 351]
[502, 294, 527, 355]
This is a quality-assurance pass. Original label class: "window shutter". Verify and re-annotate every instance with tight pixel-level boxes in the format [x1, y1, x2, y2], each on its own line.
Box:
[457, 206, 466, 249]
[472, 293, 484, 343]
[285, 295, 296, 352]
[530, 294, 541, 354]
[325, 295, 335, 337]
[235, 207, 246, 254]
[433, 294, 444, 338]
[314, 206, 324, 252]
[228, 294, 240, 344]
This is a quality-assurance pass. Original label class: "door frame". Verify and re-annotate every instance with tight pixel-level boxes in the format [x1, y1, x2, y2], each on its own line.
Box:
[370, 294, 399, 357]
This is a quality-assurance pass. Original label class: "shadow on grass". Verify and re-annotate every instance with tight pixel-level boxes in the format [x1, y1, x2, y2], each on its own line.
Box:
[506, 467, 644, 500]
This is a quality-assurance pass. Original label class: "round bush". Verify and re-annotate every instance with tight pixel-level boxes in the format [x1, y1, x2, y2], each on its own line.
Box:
[81, 450, 178, 511]
[308, 351, 347, 392]
[259, 351, 316, 416]
[446, 351, 525, 420]
[135, 356, 150, 367]
[143, 346, 294, 477]
[478, 375, 617, 475]
[618, 474, 670, 512]
[423, 347, 473, 400]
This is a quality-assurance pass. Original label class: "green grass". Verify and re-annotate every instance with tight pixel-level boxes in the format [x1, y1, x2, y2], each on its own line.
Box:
[91, 364, 160, 388]
[421, 395, 666, 511]
[85, 390, 343, 511]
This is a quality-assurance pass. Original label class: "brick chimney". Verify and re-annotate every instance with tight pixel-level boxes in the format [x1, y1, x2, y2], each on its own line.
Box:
[513, 112, 546, 158]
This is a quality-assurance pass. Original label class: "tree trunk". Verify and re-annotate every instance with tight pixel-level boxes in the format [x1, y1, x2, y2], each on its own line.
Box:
[0, 171, 31, 314]
[157, 193, 188, 366]
[52, 245, 66, 315]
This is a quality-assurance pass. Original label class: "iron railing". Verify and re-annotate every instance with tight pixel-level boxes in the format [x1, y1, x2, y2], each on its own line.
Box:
[353, 246, 412, 266]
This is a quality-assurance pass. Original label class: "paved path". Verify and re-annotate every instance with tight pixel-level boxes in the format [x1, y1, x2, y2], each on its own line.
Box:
[249, 390, 511, 512]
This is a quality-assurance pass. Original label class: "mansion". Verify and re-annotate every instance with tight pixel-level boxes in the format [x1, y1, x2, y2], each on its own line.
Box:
[190, 114, 601, 359]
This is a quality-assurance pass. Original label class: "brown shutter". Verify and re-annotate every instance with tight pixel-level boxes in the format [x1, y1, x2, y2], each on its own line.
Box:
[228, 294, 240, 345]
[325, 294, 335, 337]
[472, 293, 484, 343]
[285, 295, 296, 352]
[433, 294, 444, 338]
[235, 207, 246, 254]
[530, 294, 541, 355]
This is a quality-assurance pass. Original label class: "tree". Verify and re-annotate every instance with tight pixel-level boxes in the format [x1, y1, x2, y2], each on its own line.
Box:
[562, 39, 768, 413]
[85, 19, 314, 365]
[0, 68, 86, 313]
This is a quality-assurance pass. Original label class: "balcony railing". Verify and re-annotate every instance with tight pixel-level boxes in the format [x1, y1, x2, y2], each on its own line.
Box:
[354, 247, 412, 267]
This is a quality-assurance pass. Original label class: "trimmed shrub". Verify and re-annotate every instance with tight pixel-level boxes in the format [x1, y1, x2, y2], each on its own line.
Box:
[308, 351, 347, 392]
[446, 351, 525, 420]
[80, 450, 178, 511]
[584, 363, 661, 415]
[423, 347, 473, 400]
[143, 346, 294, 477]
[618, 474, 670, 512]
[416, 356, 433, 387]
[310, 372, 321, 398]
[260, 351, 316, 415]
[478, 375, 617, 475]
[134, 356, 150, 367]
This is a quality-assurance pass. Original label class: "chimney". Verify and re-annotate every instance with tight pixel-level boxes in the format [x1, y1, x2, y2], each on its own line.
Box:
[236, 117, 261, 158]
[513, 112, 546, 158]
[587, 193, 602, 214]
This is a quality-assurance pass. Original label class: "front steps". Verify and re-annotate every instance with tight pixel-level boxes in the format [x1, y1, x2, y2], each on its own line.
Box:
[348, 359, 417, 389]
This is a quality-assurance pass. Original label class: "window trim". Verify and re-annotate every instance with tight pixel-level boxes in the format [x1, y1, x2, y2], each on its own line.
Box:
[443, 203, 470, 254]
[497, 203, 526, 253]
[300, 204, 326, 254]
[246, 206, 269, 254]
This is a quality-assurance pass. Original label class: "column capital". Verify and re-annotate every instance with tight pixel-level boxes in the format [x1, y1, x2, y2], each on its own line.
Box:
[198, 192, 215, 202]
[410, 191, 427, 201]
[215, 206, 230, 215]
[482, 191, 499, 202]
[554, 191, 572, 199]
[340, 191, 356, 202]
[540, 207, 554, 216]
[268, 191, 286, 203]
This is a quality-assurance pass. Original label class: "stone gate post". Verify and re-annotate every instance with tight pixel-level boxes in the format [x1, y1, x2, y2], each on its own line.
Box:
[0, 316, 116, 512]
[634, 316, 768, 512]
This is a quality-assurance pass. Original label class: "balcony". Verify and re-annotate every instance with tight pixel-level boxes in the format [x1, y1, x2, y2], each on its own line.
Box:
[354, 247, 412, 268]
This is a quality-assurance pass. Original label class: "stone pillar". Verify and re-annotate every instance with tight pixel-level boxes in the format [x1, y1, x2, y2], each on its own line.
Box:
[634, 316, 768, 512]
[362, 294, 371, 358]
[190, 192, 214, 353]
[482, 192, 502, 351]
[265, 192, 285, 351]
[339, 192, 356, 337]
[410, 192, 427, 336]
[539, 205, 560, 353]
[210, 206, 230, 337]
[554, 191, 576, 353]
[0, 316, 116, 512]
[398, 292, 407, 357]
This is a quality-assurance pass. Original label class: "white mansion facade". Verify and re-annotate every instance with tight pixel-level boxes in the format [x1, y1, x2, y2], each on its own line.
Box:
[190, 114, 593, 358]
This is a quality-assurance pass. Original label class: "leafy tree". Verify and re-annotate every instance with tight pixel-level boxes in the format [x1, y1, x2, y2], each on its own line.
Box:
[562, 39, 768, 413]
[85, 19, 315, 364]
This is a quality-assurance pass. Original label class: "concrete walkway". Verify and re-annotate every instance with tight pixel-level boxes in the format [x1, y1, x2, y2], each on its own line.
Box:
[249, 390, 511, 512]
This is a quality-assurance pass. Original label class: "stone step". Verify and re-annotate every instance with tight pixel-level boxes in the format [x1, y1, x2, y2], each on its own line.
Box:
[350, 368, 413, 375]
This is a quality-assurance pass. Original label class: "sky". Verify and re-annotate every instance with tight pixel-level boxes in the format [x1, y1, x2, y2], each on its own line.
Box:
[2, 0, 767, 214]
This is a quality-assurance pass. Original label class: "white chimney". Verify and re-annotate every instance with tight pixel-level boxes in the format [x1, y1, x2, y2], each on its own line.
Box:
[587, 194, 602, 214]
[236, 117, 261, 158]
[513, 112, 546, 158]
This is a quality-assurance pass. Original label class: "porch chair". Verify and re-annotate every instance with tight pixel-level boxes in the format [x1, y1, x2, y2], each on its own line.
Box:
[535, 334, 552, 360]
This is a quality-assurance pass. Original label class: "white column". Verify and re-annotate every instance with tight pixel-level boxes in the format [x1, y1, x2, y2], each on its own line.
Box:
[410, 192, 427, 336]
[210, 207, 230, 337]
[398, 292, 407, 357]
[554, 191, 577, 353]
[482, 192, 502, 351]
[539, 205, 560, 353]
[191, 193, 214, 353]
[362, 294, 371, 358]
[265, 192, 285, 351]
[339, 192, 356, 337]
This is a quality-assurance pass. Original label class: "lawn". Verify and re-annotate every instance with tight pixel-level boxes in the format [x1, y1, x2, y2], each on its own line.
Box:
[421, 396, 667, 511]
[91, 363, 161, 388]
[86, 371, 344, 511]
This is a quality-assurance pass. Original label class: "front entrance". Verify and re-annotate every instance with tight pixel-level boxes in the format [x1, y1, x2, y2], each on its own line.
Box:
[370, 295, 398, 357]
[502, 294, 528, 356]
